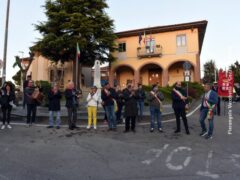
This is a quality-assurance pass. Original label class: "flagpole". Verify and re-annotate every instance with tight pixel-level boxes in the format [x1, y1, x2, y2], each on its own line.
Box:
[2, 0, 10, 86]
[75, 51, 78, 89]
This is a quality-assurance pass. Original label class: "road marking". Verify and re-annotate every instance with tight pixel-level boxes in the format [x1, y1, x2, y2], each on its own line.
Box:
[10, 104, 201, 128]
[142, 144, 169, 165]
[230, 154, 240, 168]
[166, 146, 192, 171]
[196, 151, 219, 179]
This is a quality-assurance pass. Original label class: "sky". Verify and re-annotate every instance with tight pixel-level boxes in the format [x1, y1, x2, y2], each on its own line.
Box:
[0, 0, 240, 81]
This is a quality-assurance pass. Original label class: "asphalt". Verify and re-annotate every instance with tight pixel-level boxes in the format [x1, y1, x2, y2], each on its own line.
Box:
[0, 101, 239, 180]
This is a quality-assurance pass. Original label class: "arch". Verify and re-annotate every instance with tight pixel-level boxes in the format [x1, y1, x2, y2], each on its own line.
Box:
[167, 60, 195, 86]
[139, 63, 163, 86]
[113, 65, 135, 88]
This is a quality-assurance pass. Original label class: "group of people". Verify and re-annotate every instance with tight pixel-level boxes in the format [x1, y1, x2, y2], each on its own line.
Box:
[1, 77, 220, 140]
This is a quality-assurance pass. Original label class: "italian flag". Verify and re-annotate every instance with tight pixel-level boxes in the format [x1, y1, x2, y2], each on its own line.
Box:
[76, 42, 80, 59]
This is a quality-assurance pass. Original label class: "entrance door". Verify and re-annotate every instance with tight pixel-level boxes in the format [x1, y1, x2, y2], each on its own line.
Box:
[149, 69, 162, 86]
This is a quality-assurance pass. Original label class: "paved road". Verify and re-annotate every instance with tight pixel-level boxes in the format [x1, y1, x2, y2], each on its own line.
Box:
[0, 102, 239, 180]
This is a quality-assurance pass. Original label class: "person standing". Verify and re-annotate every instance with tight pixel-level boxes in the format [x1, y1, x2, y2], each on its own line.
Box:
[123, 84, 138, 133]
[0, 82, 15, 130]
[115, 86, 124, 124]
[47, 84, 62, 129]
[199, 83, 218, 139]
[136, 83, 146, 121]
[148, 84, 164, 133]
[172, 81, 190, 135]
[65, 82, 80, 130]
[25, 80, 38, 126]
[23, 75, 31, 109]
[101, 82, 117, 131]
[212, 82, 221, 116]
[86, 86, 99, 130]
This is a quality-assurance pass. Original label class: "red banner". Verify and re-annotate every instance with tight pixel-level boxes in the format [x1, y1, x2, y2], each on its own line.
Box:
[218, 69, 234, 97]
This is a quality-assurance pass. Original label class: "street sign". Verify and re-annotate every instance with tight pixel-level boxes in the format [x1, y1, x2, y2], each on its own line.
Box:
[184, 70, 191, 76]
[184, 76, 190, 82]
[183, 62, 192, 70]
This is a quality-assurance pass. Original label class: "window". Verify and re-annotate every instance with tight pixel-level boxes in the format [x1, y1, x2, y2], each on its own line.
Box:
[146, 39, 155, 53]
[176, 35, 186, 47]
[118, 42, 126, 52]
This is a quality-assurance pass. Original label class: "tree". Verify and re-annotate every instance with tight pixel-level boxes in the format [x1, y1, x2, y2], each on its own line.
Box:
[229, 60, 240, 83]
[12, 70, 21, 86]
[202, 60, 218, 83]
[33, 0, 116, 86]
[12, 51, 35, 90]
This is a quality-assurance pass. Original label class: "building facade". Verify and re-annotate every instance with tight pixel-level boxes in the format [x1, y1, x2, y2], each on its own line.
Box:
[109, 20, 207, 88]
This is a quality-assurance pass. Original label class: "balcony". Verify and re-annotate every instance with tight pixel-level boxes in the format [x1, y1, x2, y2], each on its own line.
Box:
[137, 45, 162, 59]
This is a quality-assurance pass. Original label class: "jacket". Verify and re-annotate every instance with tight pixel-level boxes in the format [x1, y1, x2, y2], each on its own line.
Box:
[25, 87, 37, 105]
[171, 87, 188, 109]
[87, 92, 99, 107]
[0, 90, 15, 108]
[101, 88, 116, 106]
[200, 90, 218, 111]
[136, 88, 146, 102]
[65, 89, 79, 108]
[48, 90, 62, 111]
[123, 88, 138, 117]
[148, 91, 164, 109]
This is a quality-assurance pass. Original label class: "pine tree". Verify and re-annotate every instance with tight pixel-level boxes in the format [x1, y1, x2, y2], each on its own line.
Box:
[32, 0, 116, 66]
[202, 60, 217, 83]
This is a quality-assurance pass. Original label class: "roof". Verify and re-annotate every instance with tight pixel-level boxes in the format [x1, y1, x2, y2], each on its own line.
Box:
[115, 20, 208, 54]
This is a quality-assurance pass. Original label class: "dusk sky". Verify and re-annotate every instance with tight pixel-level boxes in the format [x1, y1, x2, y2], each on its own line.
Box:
[0, 0, 239, 81]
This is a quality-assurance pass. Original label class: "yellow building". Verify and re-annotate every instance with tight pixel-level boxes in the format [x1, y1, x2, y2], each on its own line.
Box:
[109, 20, 207, 88]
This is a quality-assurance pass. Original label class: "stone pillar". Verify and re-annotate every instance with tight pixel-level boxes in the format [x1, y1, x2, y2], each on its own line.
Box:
[134, 70, 140, 88]
[162, 69, 169, 87]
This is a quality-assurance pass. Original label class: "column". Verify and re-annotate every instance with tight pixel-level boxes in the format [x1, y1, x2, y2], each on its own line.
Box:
[109, 69, 114, 87]
[162, 69, 169, 87]
[134, 70, 140, 88]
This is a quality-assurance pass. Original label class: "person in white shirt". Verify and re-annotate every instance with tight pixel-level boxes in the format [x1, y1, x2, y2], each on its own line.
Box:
[86, 86, 99, 130]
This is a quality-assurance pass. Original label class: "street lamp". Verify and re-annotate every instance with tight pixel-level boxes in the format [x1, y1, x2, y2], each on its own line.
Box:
[2, 0, 11, 86]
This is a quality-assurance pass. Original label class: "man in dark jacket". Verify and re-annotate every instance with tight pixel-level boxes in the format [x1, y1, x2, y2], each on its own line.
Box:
[25, 80, 37, 126]
[136, 83, 146, 121]
[101, 82, 117, 131]
[199, 83, 218, 139]
[48, 84, 62, 129]
[148, 84, 164, 132]
[23, 75, 31, 109]
[171, 81, 190, 135]
[123, 84, 138, 133]
[65, 82, 80, 130]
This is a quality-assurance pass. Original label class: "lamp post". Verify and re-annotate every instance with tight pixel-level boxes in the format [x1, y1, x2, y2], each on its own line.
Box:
[2, 0, 11, 86]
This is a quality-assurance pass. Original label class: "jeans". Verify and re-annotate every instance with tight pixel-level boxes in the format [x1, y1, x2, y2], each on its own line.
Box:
[2, 106, 12, 125]
[67, 107, 77, 128]
[138, 101, 144, 118]
[199, 108, 214, 136]
[105, 105, 116, 129]
[87, 106, 97, 127]
[27, 104, 37, 124]
[49, 111, 61, 127]
[150, 106, 162, 129]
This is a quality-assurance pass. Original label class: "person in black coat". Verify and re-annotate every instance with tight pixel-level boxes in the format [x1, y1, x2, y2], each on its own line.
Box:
[115, 86, 124, 124]
[123, 84, 138, 133]
[47, 84, 62, 129]
[23, 75, 31, 109]
[171, 81, 190, 134]
[0, 82, 15, 130]
[65, 81, 81, 130]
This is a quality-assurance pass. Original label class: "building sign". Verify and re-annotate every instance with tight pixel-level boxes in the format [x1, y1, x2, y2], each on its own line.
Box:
[218, 69, 234, 97]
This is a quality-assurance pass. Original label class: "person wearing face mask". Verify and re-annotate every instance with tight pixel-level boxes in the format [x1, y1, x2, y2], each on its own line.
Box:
[172, 81, 190, 135]
[148, 84, 164, 133]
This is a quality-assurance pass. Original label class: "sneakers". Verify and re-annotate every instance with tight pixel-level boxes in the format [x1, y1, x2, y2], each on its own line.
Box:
[1, 125, 5, 130]
[158, 128, 163, 133]
[205, 135, 213, 139]
[94, 126, 97, 130]
[86, 126, 91, 130]
[7, 125, 12, 129]
[199, 131, 208, 137]
[150, 128, 154, 133]
[47, 126, 54, 129]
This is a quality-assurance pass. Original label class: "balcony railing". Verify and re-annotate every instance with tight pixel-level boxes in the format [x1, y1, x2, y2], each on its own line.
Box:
[137, 45, 162, 59]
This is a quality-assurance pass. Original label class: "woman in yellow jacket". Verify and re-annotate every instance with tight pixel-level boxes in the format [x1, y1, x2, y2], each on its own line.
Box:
[86, 86, 99, 130]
